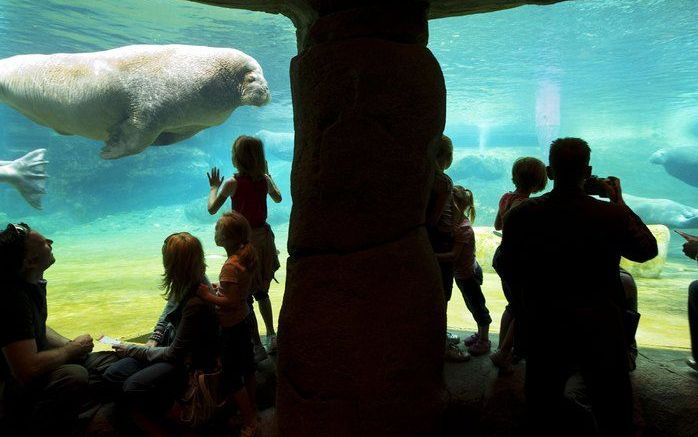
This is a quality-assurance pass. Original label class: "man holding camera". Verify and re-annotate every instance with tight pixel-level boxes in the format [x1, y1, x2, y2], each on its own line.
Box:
[0, 223, 116, 435]
[498, 137, 657, 436]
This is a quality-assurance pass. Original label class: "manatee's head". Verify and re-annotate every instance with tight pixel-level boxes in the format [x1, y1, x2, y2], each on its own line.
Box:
[239, 58, 270, 107]
[649, 149, 667, 165]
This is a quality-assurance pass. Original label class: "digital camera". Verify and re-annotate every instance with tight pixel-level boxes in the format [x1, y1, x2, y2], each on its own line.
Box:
[583, 175, 611, 197]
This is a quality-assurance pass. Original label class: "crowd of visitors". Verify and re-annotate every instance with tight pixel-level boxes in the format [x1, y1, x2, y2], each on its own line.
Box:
[1, 135, 695, 436]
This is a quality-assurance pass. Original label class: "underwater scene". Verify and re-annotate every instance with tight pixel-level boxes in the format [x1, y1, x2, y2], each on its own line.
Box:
[0, 0, 696, 350]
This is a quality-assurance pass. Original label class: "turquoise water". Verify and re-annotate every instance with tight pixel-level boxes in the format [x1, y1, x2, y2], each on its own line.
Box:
[0, 0, 696, 348]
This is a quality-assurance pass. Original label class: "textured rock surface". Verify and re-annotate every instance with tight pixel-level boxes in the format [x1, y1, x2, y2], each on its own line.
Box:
[273, 3, 448, 435]
[278, 231, 446, 436]
[189, 0, 570, 49]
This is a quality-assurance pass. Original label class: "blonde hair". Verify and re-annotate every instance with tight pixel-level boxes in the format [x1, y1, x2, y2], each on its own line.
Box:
[217, 211, 258, 271]
[161, 232, 206, 303]
[512, 157, 547, 193]
[232, 135, 266, 181]
[453, 185, 476, 224]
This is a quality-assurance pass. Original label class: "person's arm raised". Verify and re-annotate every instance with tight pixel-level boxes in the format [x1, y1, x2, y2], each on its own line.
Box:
[196, 283, 236, 308]
[2, 337, 92, 384]
[207, 167, 237, 215]
[610, 178, 658, 262]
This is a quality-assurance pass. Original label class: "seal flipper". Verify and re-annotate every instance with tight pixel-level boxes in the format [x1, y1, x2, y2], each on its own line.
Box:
[1, 149, 49, 209]
[102, 116, 160, 159]
[153, 129, 201, 146]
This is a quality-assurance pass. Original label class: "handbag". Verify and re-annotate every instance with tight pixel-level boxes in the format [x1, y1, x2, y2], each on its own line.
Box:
[179, 367, 226, 427]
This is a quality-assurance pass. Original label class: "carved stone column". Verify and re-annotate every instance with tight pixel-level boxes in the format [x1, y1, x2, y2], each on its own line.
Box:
[277, 3, 447, 435]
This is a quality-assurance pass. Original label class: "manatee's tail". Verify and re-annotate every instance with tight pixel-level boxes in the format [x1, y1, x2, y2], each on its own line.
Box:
[0, 149, 48, 209]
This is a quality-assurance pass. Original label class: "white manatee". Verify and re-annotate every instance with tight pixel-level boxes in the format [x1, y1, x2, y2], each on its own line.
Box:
[0, 149, 48, 209]
[624, 193, 698, 229]
[649, 146, 698, 187]
[0, 45, 270, 159]
[255, 129, 294, 162]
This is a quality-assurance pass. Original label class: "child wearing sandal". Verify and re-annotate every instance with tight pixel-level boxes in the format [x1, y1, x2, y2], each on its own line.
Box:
[207, 135, 283, 361]
[491, 157, 547, 370]
[197, 211, 259, 437]
[436, 186, 492, 356]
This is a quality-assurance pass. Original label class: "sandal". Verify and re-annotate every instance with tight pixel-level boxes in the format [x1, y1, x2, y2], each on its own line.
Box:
[467, 339, 491, 356]
[445, 344, 470, 362]
[490, 348, 513, 373]
[463, 333, 480, 347]
[239, 424, 258, 437]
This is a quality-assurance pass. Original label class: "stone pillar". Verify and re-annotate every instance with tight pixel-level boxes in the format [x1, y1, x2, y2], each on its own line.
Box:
[277, 3, 447, 436]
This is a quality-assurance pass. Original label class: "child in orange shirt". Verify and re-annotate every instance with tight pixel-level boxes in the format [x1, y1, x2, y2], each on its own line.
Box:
[197, 211, 259, 436]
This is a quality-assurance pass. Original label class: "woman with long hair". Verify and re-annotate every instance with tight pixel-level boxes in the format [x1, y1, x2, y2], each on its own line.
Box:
[104, 232, 218, 427]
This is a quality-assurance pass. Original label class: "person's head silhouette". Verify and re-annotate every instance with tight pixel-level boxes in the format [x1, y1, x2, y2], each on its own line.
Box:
[547, 137, 592, 189]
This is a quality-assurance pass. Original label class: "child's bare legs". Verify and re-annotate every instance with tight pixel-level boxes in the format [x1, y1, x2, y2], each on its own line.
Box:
[498, 308, 513, 349]
[248, 309, 263, 346]
[499, 318, 515, 353]
[256, 279, 276, 337]
[231, 386, 257, 430]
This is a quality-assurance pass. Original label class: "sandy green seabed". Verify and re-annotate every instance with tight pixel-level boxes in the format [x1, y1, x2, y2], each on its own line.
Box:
[42, 205, 695, 352]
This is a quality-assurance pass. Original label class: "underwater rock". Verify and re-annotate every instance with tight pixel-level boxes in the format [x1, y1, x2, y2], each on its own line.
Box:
[624, 193, 698, 229]
[474, 226, 501, 273]
[0, 45, 270, 159]
[649, 146, 698, 187]
[255, 129, 294, 162]
[620, 225, 669, 279]
[184, 196, 216, 224]
[449, 154, 506, 182]
[0, 149, 48, 209]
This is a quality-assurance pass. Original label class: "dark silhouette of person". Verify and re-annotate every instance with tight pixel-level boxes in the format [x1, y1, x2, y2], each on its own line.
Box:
[682, 236, 698, 371]
[497, 138, 657, 436]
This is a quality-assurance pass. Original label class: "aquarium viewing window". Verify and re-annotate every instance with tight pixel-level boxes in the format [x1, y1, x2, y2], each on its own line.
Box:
[0, 0, 695, 352]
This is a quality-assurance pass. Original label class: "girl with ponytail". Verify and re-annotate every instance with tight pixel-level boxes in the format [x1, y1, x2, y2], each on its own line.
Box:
[197, 211, 259, 436]
[436, 186, 492, 356]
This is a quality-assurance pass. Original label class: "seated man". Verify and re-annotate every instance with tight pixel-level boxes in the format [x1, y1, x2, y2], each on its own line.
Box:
[683, 236, 698, 370]
[0, 223, 116, 435]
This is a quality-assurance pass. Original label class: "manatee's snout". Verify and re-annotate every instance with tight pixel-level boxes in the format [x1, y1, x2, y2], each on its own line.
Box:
[241, 69, 271, 107]
[649, 149, 666, 164]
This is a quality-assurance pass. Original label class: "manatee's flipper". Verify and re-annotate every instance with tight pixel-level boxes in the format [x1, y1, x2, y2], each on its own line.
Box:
[102, 116, 160, 159]
[2, 149, 49, 209]
[153, 129, 201, 146]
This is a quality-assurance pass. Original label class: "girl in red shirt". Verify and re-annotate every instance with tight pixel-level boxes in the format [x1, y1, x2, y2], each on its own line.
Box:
[207, 135, 283, 360]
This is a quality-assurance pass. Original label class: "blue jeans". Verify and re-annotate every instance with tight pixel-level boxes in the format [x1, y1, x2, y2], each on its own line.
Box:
[103, 357, 183, 414]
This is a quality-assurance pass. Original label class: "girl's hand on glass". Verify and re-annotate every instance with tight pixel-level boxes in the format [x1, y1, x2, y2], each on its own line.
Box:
[145, 340, 157, 347]
[207, 167, 223, 188]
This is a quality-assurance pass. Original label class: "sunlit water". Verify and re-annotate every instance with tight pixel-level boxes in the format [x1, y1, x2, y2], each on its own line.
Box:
[0, 0, 696, 349]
